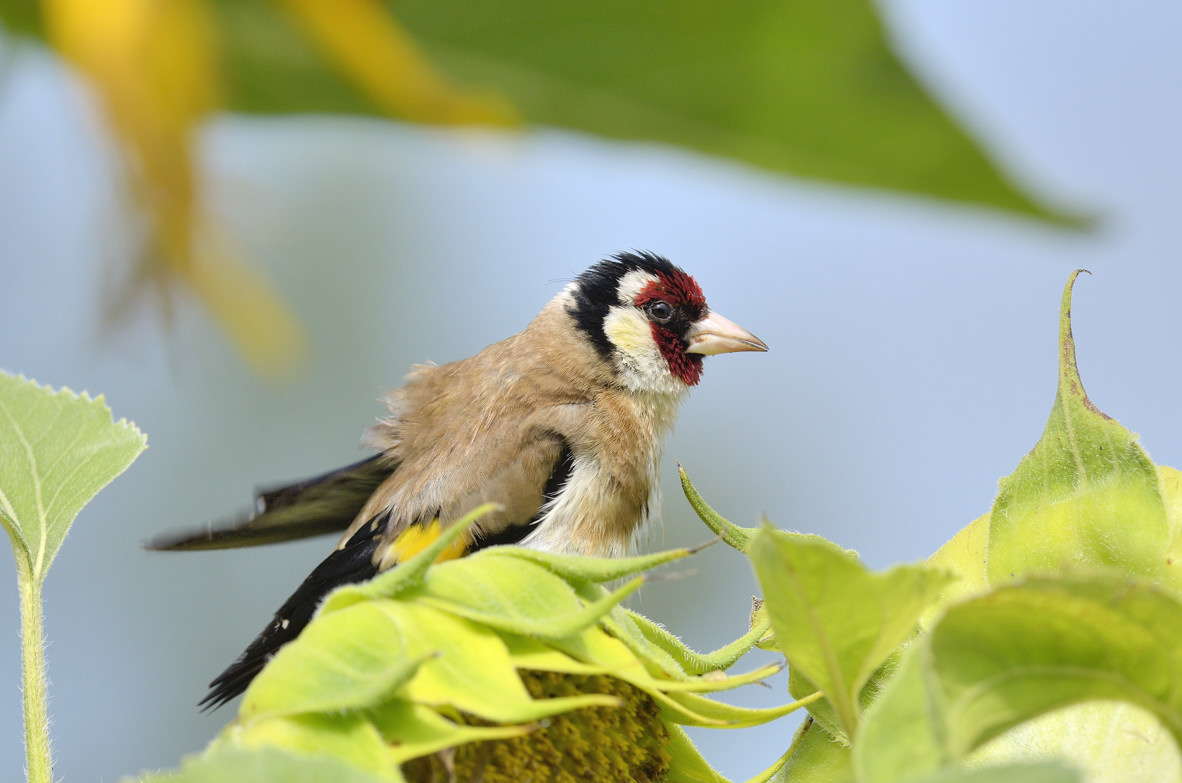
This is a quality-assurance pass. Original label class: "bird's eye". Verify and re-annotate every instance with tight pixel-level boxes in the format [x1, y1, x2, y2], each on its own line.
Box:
[646, 300, 674, 323]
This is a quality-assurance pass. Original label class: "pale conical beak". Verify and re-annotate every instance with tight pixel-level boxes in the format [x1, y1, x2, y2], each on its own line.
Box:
[685, 311, 768, 355]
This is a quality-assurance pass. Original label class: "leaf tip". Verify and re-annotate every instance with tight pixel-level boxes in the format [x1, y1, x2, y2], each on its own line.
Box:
[1057, 269, 1107, 417]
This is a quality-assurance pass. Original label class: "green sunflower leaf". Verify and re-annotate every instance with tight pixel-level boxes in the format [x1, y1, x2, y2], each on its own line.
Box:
[128, 746, 401, 783]
[215, 713, 397, 780]
[855, 574, 1182, 783]
[748, 525, 953, 739]
[0, 371, 146, 582]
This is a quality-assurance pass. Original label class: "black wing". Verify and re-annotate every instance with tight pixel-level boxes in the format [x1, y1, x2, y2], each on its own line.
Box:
[145, 455, 394, 551]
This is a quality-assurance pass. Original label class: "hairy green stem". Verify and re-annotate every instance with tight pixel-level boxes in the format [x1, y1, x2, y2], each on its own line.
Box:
[16, 557, 52, 783]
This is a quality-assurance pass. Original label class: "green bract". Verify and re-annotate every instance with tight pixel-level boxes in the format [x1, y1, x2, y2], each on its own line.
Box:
[143, 505, 809, 782]
[985, 270, 1173, 586]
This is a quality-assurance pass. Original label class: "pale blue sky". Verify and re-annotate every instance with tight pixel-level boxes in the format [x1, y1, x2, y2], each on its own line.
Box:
[1, 2, 1180, 780]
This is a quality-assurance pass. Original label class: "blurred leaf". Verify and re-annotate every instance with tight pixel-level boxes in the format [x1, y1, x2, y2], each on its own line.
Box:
[0, 371, 146, 582]
[38, 0, 306, 377]
[903, 761, 1081, 783]
[4, 0, 1075, 220]
[987, 271, 1173, 585]
[404, 0, 1078, 222]
[271, 0, 515, 124]
[854, 574, 1182, 783]
[0, 0, 39, 36]
[208, 0, 1075, 222]
[748, 525, 953, 739]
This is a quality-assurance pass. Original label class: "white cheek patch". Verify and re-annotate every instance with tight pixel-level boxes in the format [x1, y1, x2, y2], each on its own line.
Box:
[603, 306, 687, 397]
[603, 306, 655, 357]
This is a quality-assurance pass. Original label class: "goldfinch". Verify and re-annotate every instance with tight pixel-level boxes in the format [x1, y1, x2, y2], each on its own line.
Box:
[149, 251, 767, 709]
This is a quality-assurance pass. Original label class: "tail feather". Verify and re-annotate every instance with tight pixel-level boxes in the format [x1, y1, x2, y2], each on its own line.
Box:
[146, 455, 393, 551]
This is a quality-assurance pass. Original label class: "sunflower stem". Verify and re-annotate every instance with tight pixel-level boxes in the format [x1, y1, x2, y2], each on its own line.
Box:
[16, 555, 52, 783]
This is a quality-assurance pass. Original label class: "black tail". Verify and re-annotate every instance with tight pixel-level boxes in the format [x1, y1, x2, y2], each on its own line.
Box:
[199, 524, 383, 710]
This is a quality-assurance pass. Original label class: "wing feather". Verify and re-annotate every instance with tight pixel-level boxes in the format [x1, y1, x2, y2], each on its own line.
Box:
[145, 455, 394, 551]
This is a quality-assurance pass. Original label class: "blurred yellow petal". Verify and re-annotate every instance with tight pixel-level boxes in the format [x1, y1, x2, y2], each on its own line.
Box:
[45, 0, 216, 206]
[43, 0, 305, 377]
[188, 230, 307, 379]
[274, 0, 516, 125]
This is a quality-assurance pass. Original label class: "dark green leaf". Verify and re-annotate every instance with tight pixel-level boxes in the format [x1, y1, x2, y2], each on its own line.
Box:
[387, 0, 1080, 221]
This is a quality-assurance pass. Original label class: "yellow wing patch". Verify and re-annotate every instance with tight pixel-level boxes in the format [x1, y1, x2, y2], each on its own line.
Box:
[387, 519, 469, 565]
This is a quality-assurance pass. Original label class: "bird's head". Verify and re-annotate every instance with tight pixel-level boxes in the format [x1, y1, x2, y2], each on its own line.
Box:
[567, 252, 767, 394]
